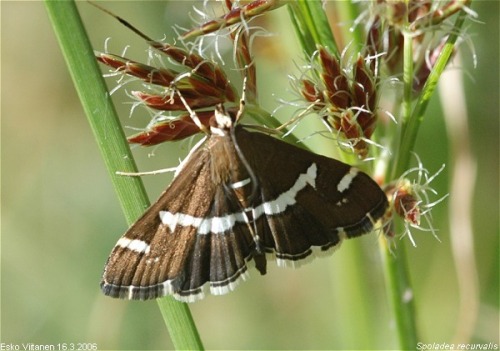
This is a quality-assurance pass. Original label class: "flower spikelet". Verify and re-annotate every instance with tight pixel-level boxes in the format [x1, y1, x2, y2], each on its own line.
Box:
[385, 156, 448, 246]
[97, 28, 241, 145]
[181, 0, 287, 40]
[299, 46, 379, 158]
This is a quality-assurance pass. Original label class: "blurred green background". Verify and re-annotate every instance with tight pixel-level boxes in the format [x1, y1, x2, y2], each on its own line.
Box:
[2, 1, 498, 350]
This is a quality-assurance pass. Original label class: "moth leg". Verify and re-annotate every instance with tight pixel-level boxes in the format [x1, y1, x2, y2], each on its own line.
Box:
[174, 87, 210, 135]
[232, 202, 267, 275]
[115, 167, 177, 177]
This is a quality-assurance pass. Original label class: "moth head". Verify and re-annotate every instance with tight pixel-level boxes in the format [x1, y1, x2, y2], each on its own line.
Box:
[211, 104, 235, 136]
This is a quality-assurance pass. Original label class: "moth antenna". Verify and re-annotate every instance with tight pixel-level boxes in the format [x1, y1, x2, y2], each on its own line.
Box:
[230, 125, 259, 206]
[116, 167, 177, 177]
[221, 70, 262, 251]
[226, 139, 265, 268]
[235, 69, 248, 122]
[231, 71, 258, 205]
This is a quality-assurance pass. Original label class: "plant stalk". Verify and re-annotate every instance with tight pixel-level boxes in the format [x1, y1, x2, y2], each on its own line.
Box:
[44, 1, 204, 349]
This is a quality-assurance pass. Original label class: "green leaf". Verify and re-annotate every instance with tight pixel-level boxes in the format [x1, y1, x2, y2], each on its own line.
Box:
[288, 0, 339, 58]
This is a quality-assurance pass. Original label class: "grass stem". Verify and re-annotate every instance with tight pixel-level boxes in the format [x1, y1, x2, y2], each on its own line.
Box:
[44, 1, 204, 349]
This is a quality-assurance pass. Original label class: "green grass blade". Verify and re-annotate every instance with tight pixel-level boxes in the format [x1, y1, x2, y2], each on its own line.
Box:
[288, 0, 339, 57]
[44, 0, 147, 222]
[44, 1, 204, 349]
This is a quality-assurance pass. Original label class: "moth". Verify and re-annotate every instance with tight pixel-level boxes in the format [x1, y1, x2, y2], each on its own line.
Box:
[101, 104, 388, 302]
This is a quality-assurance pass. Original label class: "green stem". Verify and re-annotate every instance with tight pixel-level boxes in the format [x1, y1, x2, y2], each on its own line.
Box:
[402, 30, 415, 132]
[44, 1, 203, 349]
[378, 14, 421, 351]
[383, 7, 471, 350]
[392, 10, 469, 178]
[379, 237, 418, 349]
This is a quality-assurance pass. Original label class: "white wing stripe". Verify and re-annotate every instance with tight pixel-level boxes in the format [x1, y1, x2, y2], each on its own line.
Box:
[160, 163, 318, 235]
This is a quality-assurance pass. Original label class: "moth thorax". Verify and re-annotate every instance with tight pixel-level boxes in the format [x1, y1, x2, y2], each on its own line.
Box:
[208, 132, 253, 208]
[209, 133, 239, 185]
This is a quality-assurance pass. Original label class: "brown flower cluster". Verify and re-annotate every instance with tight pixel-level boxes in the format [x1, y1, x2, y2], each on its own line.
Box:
[97, 41, 238, 145]
[300, 47, 379, 158]
[298, 0, 471, 159]
[383, 161, 447, 245]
